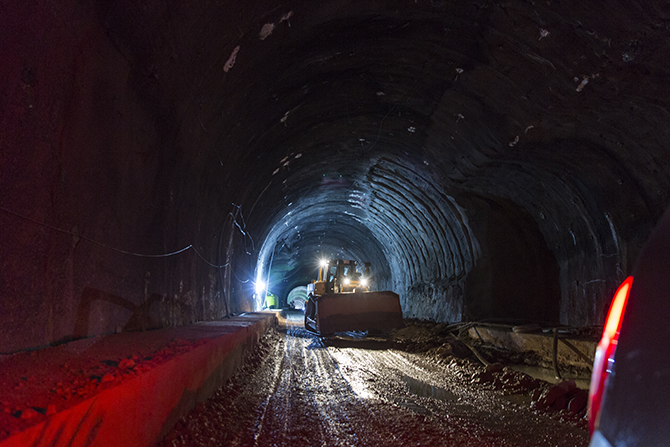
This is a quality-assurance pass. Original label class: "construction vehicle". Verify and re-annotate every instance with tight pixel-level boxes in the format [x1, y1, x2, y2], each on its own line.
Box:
[304, 259, 404, 335]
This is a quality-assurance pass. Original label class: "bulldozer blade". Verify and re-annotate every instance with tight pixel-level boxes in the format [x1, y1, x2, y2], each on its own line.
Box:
[315, 291, 403, 335]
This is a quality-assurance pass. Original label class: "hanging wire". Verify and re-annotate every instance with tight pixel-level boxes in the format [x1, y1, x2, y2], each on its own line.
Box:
[0, 205, 228, 267]
[192, 245, 229, 268]
[232, 270, 250, 284]
[230, 203, 255, 254]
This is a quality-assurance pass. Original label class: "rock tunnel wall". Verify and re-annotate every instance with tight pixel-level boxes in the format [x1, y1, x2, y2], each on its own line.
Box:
[0, 0, 249, 353]
[2, 0, 670, 353]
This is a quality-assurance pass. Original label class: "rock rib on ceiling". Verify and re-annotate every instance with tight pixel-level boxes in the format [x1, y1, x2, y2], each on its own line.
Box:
[2, 0, 670, 353]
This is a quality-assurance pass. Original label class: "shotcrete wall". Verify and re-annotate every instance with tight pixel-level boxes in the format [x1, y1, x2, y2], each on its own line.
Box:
[2, 0, 670, 353]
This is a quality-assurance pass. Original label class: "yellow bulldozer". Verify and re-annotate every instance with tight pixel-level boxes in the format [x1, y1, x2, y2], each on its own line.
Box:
[304, 259, 404, 335]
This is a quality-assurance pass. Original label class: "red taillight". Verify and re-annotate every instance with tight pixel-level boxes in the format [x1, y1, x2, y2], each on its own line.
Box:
[588, 276, 634, 435]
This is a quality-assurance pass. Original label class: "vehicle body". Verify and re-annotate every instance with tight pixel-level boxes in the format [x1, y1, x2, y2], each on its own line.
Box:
[304, 259, 403, 335]
[588, 207, 670, 446]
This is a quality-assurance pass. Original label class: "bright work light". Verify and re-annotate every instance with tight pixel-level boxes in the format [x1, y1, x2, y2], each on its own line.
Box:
[255, 280, 266, 295]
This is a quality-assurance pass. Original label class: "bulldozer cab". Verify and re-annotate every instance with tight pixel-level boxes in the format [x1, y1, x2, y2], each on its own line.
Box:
[325, 263, 338, 286]
[309, 259, 363, 296]
[341, 263, 359, 279]
[314, 261, 338, 294]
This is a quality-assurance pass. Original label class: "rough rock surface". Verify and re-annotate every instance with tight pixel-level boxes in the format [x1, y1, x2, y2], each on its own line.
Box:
[3, 0, 670, 354]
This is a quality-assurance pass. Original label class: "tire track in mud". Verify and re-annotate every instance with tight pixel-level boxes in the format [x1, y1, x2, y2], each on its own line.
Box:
[254, 324, 514, 447]
[159, 323, 587, 447]
[255, 324, 372, 446]
[252, 324, 332, 447]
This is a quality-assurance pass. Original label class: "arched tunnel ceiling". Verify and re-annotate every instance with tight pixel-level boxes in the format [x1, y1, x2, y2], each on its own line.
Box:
[223, 0, 670, 323]
[2, 0, 670, 352]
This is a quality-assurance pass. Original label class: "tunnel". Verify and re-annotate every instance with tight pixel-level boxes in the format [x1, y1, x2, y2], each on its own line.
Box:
[2, 0, 669, 358]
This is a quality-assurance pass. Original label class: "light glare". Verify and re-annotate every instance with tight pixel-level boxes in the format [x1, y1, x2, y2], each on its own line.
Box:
[255, 280, 266, 295]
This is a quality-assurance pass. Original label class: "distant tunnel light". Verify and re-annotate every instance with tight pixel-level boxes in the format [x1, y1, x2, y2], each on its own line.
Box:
[588, 276, 634, 435]
[287, 286, 308, 310]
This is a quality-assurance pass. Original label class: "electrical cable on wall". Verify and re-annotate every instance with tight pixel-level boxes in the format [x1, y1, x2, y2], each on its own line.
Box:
[192, 246, 229, 268]
[0, 205, 228, 268]
[230, 202, 255, 255]
[232, 270, 250, 284]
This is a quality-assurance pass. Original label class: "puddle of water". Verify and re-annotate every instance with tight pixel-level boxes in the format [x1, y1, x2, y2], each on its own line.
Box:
[510, 365, 591, 390]
[503, 394, 532, 405]
[393, 397, 431, 415]
[270, 309, 305, 330]
[281, 309, 305, 322]
[402, 375, 458, 402]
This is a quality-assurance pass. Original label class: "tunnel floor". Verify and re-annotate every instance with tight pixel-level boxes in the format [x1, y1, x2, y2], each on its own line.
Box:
[159, 321, 589, 447]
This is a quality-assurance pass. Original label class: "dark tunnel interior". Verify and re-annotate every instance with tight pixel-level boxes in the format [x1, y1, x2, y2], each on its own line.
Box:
[2, 0, 670, 354]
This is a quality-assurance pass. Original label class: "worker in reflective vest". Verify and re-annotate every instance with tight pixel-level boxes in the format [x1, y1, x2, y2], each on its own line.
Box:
[265, 292, 277, 309]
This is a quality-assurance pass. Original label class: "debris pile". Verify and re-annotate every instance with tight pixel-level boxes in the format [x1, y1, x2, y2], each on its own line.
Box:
[389, 320, 590, 429]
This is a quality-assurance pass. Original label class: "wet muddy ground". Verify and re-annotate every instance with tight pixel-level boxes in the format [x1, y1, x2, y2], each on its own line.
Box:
[158, 319, 589, 447]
